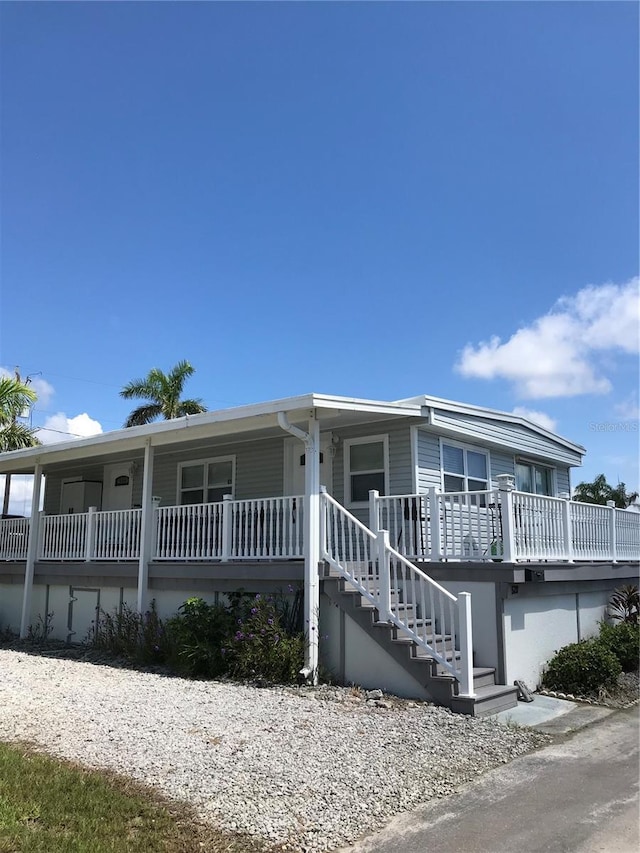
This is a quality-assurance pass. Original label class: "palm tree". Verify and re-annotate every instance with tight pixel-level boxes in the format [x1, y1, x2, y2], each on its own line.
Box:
[120, 360, 207, 428]
[0, 373, 40, 515]
[573, 473, 638, 509]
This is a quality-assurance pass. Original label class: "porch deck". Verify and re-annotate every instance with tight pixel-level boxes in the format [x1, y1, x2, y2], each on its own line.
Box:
[0, 489, 638, 565]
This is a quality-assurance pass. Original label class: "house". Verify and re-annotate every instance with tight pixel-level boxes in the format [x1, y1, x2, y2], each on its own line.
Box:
[0, 392, 638, 715]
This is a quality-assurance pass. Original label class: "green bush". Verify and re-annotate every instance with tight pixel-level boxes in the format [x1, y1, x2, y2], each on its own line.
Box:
[598, 621, 640, 672]
[542, 639, 622, 695]
[165, 597, 235, 678]
[91, 588, 305, 685]
[92, 601, 171, 665]
[223, 593, 305, 683]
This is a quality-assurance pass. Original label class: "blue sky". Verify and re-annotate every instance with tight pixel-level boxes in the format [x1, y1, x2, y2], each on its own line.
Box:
[1, 1, 638, 512]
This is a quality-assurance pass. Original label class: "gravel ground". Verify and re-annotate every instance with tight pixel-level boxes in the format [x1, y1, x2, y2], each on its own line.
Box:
[0, 650, 548, 851]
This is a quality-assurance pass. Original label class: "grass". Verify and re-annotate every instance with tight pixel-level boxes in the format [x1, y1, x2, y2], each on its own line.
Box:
[0, 742, 272, 853]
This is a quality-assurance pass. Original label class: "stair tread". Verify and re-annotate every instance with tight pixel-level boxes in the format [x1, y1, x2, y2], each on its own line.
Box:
[471, 684, 518, 699]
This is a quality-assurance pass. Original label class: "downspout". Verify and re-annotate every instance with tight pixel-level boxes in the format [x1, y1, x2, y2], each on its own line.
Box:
[277, 411, 320, 685]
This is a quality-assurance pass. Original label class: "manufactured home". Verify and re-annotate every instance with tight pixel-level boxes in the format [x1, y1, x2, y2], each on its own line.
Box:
[1, 392, 638, 715]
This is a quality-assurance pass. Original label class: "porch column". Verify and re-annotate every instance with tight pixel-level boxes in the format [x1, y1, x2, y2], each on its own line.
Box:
[20, 462, 43, 639]
[137, 440, 155, 614]
[304, 412, 321, 684]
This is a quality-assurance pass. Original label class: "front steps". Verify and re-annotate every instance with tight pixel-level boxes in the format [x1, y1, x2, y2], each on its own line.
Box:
[323, 575, 518, 717]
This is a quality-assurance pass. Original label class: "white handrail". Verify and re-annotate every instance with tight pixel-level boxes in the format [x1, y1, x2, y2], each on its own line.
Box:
[321, 492, 474, 696]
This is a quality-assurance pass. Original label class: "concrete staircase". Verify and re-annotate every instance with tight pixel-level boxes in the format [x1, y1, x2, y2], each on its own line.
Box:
[323, 574, 518, 717]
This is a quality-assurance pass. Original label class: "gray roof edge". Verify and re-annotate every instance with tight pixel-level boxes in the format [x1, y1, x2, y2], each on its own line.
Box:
[394, 394, 586, 456]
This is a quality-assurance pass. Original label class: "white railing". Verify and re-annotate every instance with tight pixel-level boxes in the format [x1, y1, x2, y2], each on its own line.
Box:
[376, 494, 430, 559]
[155, 502, 224, 560]
[323, 491, 379, 603]
[371, 488, 640, 563]
[615, 510, 640, 561]
[569, 501, 612, 561]
[322, 491, 474, 696]
[511, 492, 567, 561]
[40, 513, 88, 560]
[93, 509, 142, 560]
[229, 496, 303, 559]
[440, 490, 502, 561]
[0, 517, 30, 560]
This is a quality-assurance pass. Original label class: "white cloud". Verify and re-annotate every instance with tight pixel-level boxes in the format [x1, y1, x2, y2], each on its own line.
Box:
[511, 407, 558, 433]
[36, 413, 103, 445]
[614, 393, 640, 422]
[456, 277, 640, 398]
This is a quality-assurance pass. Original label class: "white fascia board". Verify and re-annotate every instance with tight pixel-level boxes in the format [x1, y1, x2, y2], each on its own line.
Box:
[396, 394, 585, 455]
[0, 392, 422, 473]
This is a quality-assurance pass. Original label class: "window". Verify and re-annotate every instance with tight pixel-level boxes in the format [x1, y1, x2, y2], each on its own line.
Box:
[516, 460, 554, 496]
[441, 442, 489, 493]
[344, 436, 388, 504]
[178, 457, 235, 505]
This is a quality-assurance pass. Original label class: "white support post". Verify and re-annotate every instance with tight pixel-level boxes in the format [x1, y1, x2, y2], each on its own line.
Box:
[221, 494, 233, 560]
[303, 412, 321, 685]
[562, 496, 574, 563]
[377, 529, 392, 622]
[428, 487, 442, 560]
[457, 591, 475, 698]
[496, 475, 515, 562]
[136, 440, 155, 614]
[369, 489, 380, 535]
[607, 500, 617, 562]
[20, 462, 43, 639]
[85, 507, 97, 562]
[319, 486, 327, 561]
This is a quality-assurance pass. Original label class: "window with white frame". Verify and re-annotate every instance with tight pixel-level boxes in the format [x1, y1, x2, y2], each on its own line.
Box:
[344, 436, 388, 504]
[516, 460, 554, 496]
[441, 442, 489, 494]
[178, 457, 235, 505]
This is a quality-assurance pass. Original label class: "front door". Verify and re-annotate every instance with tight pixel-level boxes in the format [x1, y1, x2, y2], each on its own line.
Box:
[102, 463, 133, 512]
[285, 436, 333, 496]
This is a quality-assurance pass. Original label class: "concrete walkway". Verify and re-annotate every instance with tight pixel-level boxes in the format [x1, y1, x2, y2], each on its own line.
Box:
[342, 703, 639, 853]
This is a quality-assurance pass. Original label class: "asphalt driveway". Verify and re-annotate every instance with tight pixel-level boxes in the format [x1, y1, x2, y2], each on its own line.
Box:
[343, 705, 640, 853]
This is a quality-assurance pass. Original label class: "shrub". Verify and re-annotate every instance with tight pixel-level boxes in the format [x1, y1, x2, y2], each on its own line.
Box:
[92, 601, 170, 665]
[223, 593, 305, 683]
[165, 597, 235, 678]
[608, 585, 639, 625]
[598, 620, 640, 672]
[542, 639, 622, 695]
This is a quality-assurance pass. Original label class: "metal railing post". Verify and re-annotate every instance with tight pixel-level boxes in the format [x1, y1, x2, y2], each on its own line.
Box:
[221, 494, 233, 560]
[85, 507, 97, 562]
[377, 528, 392, 622]
[457, 591, 475, 698]
[607, 500, 617, 562]
[428, 487, 442, 560]
[496, 475, 515, 562]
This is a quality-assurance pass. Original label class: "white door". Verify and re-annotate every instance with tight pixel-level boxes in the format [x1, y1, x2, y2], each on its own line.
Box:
[102, 463, 133, 512]
[285, 437, 333, 496]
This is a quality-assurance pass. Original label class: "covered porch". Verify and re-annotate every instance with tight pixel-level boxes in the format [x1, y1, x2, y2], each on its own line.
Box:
[2, 483, 637, 566]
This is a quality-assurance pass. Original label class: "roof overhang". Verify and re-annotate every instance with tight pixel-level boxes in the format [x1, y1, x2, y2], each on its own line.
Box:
[396, 394, 586, 457]
[0, 393, 422, 474]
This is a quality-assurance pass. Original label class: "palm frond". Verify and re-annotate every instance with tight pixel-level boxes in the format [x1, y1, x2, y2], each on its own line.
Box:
[123, 404, 164, 428]
[0, 421, 41, 452]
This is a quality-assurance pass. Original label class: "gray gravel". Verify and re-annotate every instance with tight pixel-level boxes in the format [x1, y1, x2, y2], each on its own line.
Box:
[0, 650, 548, 851]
